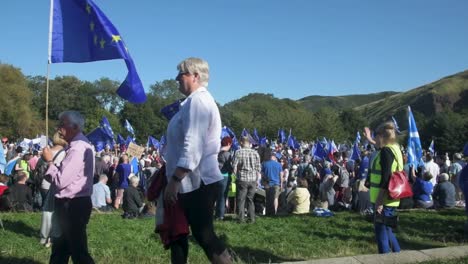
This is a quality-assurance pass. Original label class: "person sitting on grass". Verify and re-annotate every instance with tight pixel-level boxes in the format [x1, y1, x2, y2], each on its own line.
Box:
[433, 173, 456, 209]
[413, 171, 434, 209]
[4, 172, 33, 212]
[91, 174, 113, 212]
[286, 177, 310, 214]
[122, 175, 144, 219]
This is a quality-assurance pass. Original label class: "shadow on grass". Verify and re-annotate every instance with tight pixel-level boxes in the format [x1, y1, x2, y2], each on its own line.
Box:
[0, 257, 42, 264]
[3, 219, 38, 238]
[230, 246, 302, 263]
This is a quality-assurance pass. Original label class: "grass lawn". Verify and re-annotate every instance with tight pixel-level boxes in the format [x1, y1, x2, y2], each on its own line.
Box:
[0, 209, 466, 263]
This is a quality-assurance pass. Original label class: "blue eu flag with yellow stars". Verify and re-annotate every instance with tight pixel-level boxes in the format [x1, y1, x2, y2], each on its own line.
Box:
[49, 0, 146, 103]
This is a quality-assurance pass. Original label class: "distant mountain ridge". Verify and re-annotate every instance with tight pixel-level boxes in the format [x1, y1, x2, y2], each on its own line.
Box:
[298, 91, 399, 112]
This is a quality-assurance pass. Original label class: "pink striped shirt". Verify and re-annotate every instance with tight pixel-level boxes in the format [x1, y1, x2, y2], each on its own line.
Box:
[46, 133, 95, 199]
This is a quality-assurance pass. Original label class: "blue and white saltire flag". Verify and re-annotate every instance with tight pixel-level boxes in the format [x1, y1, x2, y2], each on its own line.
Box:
[124, 119, 135, 137]
[356, 131, 361, 144]
[407, 106, 423, 167]
[392, 116, 401, 134]
[428, 140, 435, 155]
[5, 158, 19, 176]
[350, 142, 361, 161]
[49, 0, 146, 103]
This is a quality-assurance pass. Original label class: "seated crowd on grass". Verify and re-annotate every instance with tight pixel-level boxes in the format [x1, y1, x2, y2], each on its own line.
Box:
[0, 133, 466, 221]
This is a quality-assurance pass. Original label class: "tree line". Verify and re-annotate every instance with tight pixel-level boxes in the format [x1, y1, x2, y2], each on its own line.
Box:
[0, 63, 466, 154]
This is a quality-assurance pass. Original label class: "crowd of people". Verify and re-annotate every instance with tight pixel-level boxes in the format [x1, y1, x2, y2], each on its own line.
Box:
[0, 58, 467, 263]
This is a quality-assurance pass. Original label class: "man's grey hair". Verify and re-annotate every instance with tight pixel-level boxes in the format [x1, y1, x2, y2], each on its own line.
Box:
[99, 174, 108, 181]
[177, 57, 209, 87]
[129, 175, 140, 186]
[59, 111, 85, 131]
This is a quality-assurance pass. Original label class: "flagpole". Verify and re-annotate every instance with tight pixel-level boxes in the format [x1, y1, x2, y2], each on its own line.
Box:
[46, 0, 54, 138]
[46, 63, 50, 138]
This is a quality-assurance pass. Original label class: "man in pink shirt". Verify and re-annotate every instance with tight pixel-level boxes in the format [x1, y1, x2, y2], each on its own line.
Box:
[28, 150, 40, 171]
[43, 110, 95, 264]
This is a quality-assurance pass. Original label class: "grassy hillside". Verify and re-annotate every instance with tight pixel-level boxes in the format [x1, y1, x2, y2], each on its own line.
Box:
[298, 91, 399, 112]
[355, 70, 468, 127]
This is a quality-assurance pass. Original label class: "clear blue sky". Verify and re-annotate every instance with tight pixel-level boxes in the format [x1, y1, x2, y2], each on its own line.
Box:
[2, 0, 468, 105]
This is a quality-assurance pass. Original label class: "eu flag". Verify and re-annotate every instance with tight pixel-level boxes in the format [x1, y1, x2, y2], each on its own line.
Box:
[350, 142, 361, 161]
[100, 116, 115, 146]
[49, 0, 146, 103]
[86, 127, 113, 151]
[161, 99, 183, 121]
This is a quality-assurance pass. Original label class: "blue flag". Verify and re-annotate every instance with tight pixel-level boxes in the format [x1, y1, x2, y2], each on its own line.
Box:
[391, 116, 401, 134]
[117, 134, 126, 145]
[350, 142, 361, 161]
[100, 117, 114, 137]
[5, 158, 19, 176]
[278, 129, 286, 144]
[125, 135, 135, 147]
[161, 99, 183, 121]
[428, 140, 435, 155]
[87, 127, 114, 152]
[49, 0, 146, 103]
[131, 157, 139, 174]
[124, 119, 135, 136]
[313, 141, 328, 161]
[160, 135, 166, 146]
[0, 145, 6, 174]
[407, 106, 423, 167]
[356, 131, 361, 143]
[221, 126, 239, 151]
[147, 136, 160, 150]
[253, 128, 260, 143]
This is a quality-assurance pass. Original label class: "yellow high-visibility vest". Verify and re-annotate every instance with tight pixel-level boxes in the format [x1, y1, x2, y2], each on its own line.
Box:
[369, 143, 403, 207]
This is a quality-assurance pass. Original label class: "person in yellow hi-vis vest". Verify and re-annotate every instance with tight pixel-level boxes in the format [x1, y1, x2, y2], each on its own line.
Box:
[366, 121, 402, 254]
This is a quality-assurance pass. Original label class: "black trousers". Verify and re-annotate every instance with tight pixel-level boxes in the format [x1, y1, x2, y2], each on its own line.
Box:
[50, 196, 94, 264]
[171, 181, 227, 264]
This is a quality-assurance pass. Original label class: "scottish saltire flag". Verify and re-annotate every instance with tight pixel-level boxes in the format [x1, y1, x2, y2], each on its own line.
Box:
[407, 106, 423, 167]
[392, 116, 401, 134]
[350, 142, 361, 161]
[161, 99, 182, 121]
[5, 158, 19, 176]
[428, 140, 435, 155]
[131, 157, 139, 174]
[100, 117, 114, 138]
[49, 0, 146, 103]
[87, 127, 113, 151]
[356, 131, 361, 143]
[124, 119, 135, 136]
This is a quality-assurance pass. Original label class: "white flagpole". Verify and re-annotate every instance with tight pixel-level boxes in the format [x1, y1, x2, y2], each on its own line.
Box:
[46, 0, 54, 138]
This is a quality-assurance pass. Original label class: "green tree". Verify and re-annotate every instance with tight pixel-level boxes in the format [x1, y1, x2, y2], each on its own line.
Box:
[0, 64, 42, 139]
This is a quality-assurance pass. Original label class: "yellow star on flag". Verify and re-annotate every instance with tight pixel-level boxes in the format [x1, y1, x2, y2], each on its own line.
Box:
[100, 38, 106, 49]
[111, 35, 121, 43]
[94, 35, 98, 46]
[86, 4, 91, 14]
[90, 21, 95, 31]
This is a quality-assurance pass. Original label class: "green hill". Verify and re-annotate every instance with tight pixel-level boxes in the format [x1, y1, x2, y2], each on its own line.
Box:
[355, 70, 468, 128]
[298, 91, 399, 112]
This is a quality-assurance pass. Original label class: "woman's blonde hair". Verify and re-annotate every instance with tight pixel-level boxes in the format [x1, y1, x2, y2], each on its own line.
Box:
[375, 121, 397, 144]
[53, 131, 68, 147]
